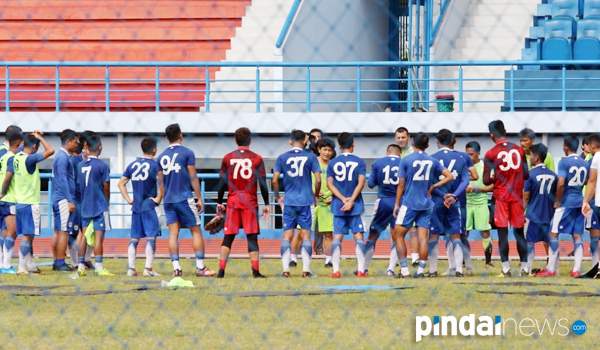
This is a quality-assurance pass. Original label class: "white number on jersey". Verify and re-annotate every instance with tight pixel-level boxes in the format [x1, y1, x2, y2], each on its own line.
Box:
[412, 160, 433, 181]
[568, 166, 587, 187]
[131, 162, 150, 181]
[536, 174, 555, 195]
[230, 158, 253, 180]
[81, 166, 92, 187]
[497, 149, 521, 171]
[333, 161, 359, 182]
[382, 165, 399, 185]
[438, 159, 458, 180]
[160, 153, 182, 175]
[286, 156, 308, 178]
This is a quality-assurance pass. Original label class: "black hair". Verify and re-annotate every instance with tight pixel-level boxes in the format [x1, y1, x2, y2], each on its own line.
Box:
[291, 129, 306, 143]
[488, 120, 506, 138]
[518, 128, 536, 140]
[23, 133, 40, 148]
[316, 138, 335, 150]
[87, 134, 102, 153]
[60, 129, 78, 145]
[309, 128, 323, 136]
[465, 141, 481, 153]
[141, 137, 157, 154]
[234, 127, 251, 146]
[413, 132, 429, 150]
[564, 134, 579, 153]
[337, 132, 354, 149]
[387, 144, 402, 154]
[5, 125, 22, 146]
[165, 124, 182, 143]
[436, 129, 454, 146]
[587, 133, 600, 148]
[530, 143, 548, 162]
[395, 127, 409, 135]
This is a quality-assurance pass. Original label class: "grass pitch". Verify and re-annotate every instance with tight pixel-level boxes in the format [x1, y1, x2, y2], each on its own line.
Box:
[0, 258, 598, 350]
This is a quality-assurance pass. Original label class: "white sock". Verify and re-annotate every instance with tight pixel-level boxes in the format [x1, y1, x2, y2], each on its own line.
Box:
[127, 241, 137, 270]
[85, 244, 93, 261]
[27, 252, 36, 270]
[291, 253, 298, 263]
[18, 246, 27, 272]
[527, 243, 535, 273]
[332, 239, 341, 273]
[3, 243, 13, 269]
[301, 240, 312, 272]
[428, 239, 439, 273]
[453, 239, 464, 274]
[0, 238, 4, 267]
[281, 240, 291, 272]
[172, 260, 181, 271]
[355, 239, 366, 273]
[325, 255, 332, 264]
[411, 252, 419, 263]
[573, 239, 583, 273]
[364, 241, 375, 271]
[96, 262, 103, 271]
[145, 240, 155, 269]
[78, 263, 85, 270]
[446, 239, 456, 269]
[69, 239, 79, 266]
[547, 238, 559, 273]
[502, 261, 510, 273]
[520, 261, 528, 273]
[388, 244, 398, 271]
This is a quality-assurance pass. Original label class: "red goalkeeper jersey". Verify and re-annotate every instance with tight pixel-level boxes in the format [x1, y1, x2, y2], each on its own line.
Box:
[483, 139, 529, 203]
[220, 147, 266, 209]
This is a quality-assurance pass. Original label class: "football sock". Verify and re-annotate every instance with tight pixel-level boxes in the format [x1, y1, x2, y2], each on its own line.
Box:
[78, 257, 85, 270]
[146, 239, 156, 269]
[428, 237, 439, 273]
[128, 240, 139, 269]
[591, 236, 599, 267]
[527, 242, 535, 273]
[514, 227, 528, 266]
[85, 243, 93, 262]
[355, 239, 366, 273]
[446, 238, 456, 269]
[251, 260, 259, 271]
[497, 227, 509, 265]
[388, 243, 398, 271]
[501, 261, 510, 273]
[332, 239, 341, 273]
[171, 254, 181, 271]
[325, 255, 332, 264]
[417, 260, 426, 274]
[219, 259, 227, 271]
[195, 251, 205, 270]
[547, 238, 559, 273]
[301, 239, 312, 272]
[412, 252, 419, 264]
[26, 240, 35, 270]
[18, 240, 31, 272]
[461, 235, 471, 269]
[452, 239, 464, 274]
[482, 237, 493, 265]
[55, 259, 65, 267]
[573, 238, 583, 272]
[280, 240, 291, 272]
[364, 240, 375, 271]
[3, 236, 15, 269]
[0, 236, 4, 266]
[290, 253, 298, 264]
[68, 234, 78, 266]
[399, 258, 409, 276]
[95, 256, 103, 271]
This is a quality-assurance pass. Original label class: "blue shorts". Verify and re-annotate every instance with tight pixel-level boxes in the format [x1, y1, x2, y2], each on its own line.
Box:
[586, 205, 600, 230]
[131, 207, 161, 239]
[550, 207, 584, 235]
[164, 198, 200, 228]
[369, 197, 395, 234]
[69, 201, 82, 235]
[333, 215, 365, 235]
[82, 212, 111, 232]
[429, 204, 464, 235]
[52, 199, 74, 232]
[16, 204, 41, 236]
[395, 205, 431, 229]
[460, 206, 467, 233]
[525, 219, 550, 243]
[283, 205, 312, 231]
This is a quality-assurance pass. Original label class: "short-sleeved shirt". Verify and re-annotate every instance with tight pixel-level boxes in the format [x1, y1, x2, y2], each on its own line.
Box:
[399, 151, 445, 210]
[557, 154, 589, 208]
[52, 148, 75, 204]
[368, 155, 400, 198]
[326, 153, 366, 216]
[220, 147, 266, 210]
[77, 156, 110, 218]
[592, 152, 600, 207]
[158, 144, 195, 204]
[313, 160, 332, 207]
[274, 148, 321, 207]
[483, 139, 528, 203]
[431, 148, 469, 208]
[524, 164, 557, 223]
[122, 158, 159, 213]
[467, 161, 488, 206]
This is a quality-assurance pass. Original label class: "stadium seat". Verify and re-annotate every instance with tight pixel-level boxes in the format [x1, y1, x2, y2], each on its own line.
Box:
[574, 19, 600, 64]
[584, 0, 600, 18]
[549, 0, 580, 19]
[542, 18, 575, 64]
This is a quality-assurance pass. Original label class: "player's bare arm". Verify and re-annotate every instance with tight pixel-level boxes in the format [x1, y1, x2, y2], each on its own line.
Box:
[555, 177, 565, 209]
[468, 165, 478, 181]
[151, 171, 164, 204]
[393, 177, 406, 217]
[523, 190, 531, 209]
[341, 174, 364, 212]
[482, 155, 494, 186]
[272, 170, 284, 209]
[0, 170, 13, 199]
[327, 176, 347, 204]
[103, 181, 110, 202]
[313, 171, 321, 206]
[117, 176, 133, 205]
[188, 165, 204, 213]
[258, 174, 270, 220]
[583, 167, 597, 216]
[33, 131, 55, 159]
[428, 168, 454, 197]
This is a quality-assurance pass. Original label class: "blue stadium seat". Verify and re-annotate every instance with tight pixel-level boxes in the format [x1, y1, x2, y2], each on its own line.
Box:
[574, 19, 600, 64]
[584, 0, 600, 18]
[549, 0, 580, 19]
[542, 18, 575, 63]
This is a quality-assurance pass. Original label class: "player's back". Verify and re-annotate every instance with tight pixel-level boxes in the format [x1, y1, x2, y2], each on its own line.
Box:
[158, 144, 194, 204]
[558, 154, 589, 208]
[125, 158, 159, 213]
[274, 148, 320, 207]
[525, 165, 557, 223]
[369, 155, 400, 198]
[431, 149, 467, 206]
[0, 151, 16, 204]
[327, 153, 366, 216]
[455, 150, 474, 206]
[485, 140, 527, 202]
[221, 148, 264, 209]
[400, 151, 444, 210]
[51, 149, 75, 203]
[71, 153, 84, 203]
[78, 156, 110, 218]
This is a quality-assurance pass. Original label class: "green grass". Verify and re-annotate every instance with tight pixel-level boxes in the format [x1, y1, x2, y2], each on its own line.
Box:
[0, 258, 598, 350]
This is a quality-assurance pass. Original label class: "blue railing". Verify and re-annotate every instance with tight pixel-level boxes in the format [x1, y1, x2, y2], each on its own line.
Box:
[275, 0, 302, 48]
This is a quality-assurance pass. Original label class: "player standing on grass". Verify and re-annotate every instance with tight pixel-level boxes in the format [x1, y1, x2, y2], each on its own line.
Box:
[118, 137, 163, 277]
[313, 139, 335, 268]
[326, 132, 367, 278]
[216, 127, 270, 278]
[273, 130, 321, 277]
[0, 126, 21, 274]
[393, 133, 453, 278]
[537, 135, 589, 278]
[158, 124, 215, 277]
[14, 131, 54, 275]
[483, 120, 529, 277]
[581, 134, 600, 273]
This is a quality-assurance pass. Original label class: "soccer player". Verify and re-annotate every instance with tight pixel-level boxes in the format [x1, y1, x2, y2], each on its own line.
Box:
[519, 128, 555, 171]
[428, 129, 469, 277]
[583, 134, 600, 276]
[483, 120, 529, 277]
[523, 144, 557, 275]
[326, 132, 367, 278]
[216, 127, 270, 278]
[465, 141, 494, 268]
[313, 139, 335, 267]
[537, 135, 589, 277]
[51, 129, 79, 272]
[365, 144, 401, 276]
[0, 127, 23, 274]
[308, 128, 325, 255]
[13, 131, 54, 274]
[0, 125, 21, 273]
[393, 133, 453, 278]
[118, 137, 163, 277]
[158, 124, 215, 277]
[273, 130, 321, 277]
[76, 134, 113, 277]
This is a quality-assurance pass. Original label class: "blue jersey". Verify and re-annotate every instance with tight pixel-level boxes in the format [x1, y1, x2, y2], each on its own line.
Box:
[70, 153, 84, 203]
[123, 158, 159, 213]
[524, 165, 557, 223]
[455, 150, 474, 207]
[431, 149, 469, 207]
[158, 144, 195, 204]
[77, 156, 110, 218]
[326, 153, 367, 216]
[274, 148, 321, 207]
[557, 154, 589, 208]
[51, 148, 75, 204]
[399, 151, 445, 210]
[368, 155, 401, 198]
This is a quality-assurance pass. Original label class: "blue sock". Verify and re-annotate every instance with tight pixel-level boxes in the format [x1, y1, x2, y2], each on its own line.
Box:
[0, 236, 4, 252]
[331, 239, 341, 255]
[55, 259, 65, 267]
[78, 257, 85, 264]
[591, 236, 599, 266]
[129, 240, 139, 250]
[170, 253, 179, 262]
[195, 251, 205, 260]
[461, 235, 471, 252]
[4, 236, 15, 251]
[301, 240, 312, 257]
[399, 258, 408, 268]
[355, 239, 366, 255]
[365, 240, 375, 252]
[68, 234, 76, 247]
[195, 251, 205, 269]
[281, 240, 291, 271]
[95, 256, 103, 264]
[148, 239, 156, 252]
[280, 240, 291, 257]
[550, 238, 559, 252]
[19, 240, 31, 257]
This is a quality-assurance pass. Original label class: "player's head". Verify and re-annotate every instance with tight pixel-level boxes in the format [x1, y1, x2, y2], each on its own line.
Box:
[465, 141, 481, 163]
[60, 129, 79, 152]
[141, 137, 158, 157]
[386, 144, 401, 156]
[518, 128, 536, 152]
[309, 128, 323, 144]
[582, 134, 592, 155]
[22, 133, 40, 154]
[317, 138, 335, 161]
[290, 129, 307, 147]
[563, 134, 579, 155]
[5, 125, 23, 147]
[529, 143, 548, 166]
[488, 120, 506, 141]
[234, 127, 252, 147]
[78, 130, 96, 155]
[435, 129, 454, 148]
[587, 133, 600, 154]
[165, 123, 182, 144]
[395, 127, 410, 149]
[87, 134, 102, 156]
[412, 132, 429, 151]
[337, 132, 354, 151]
